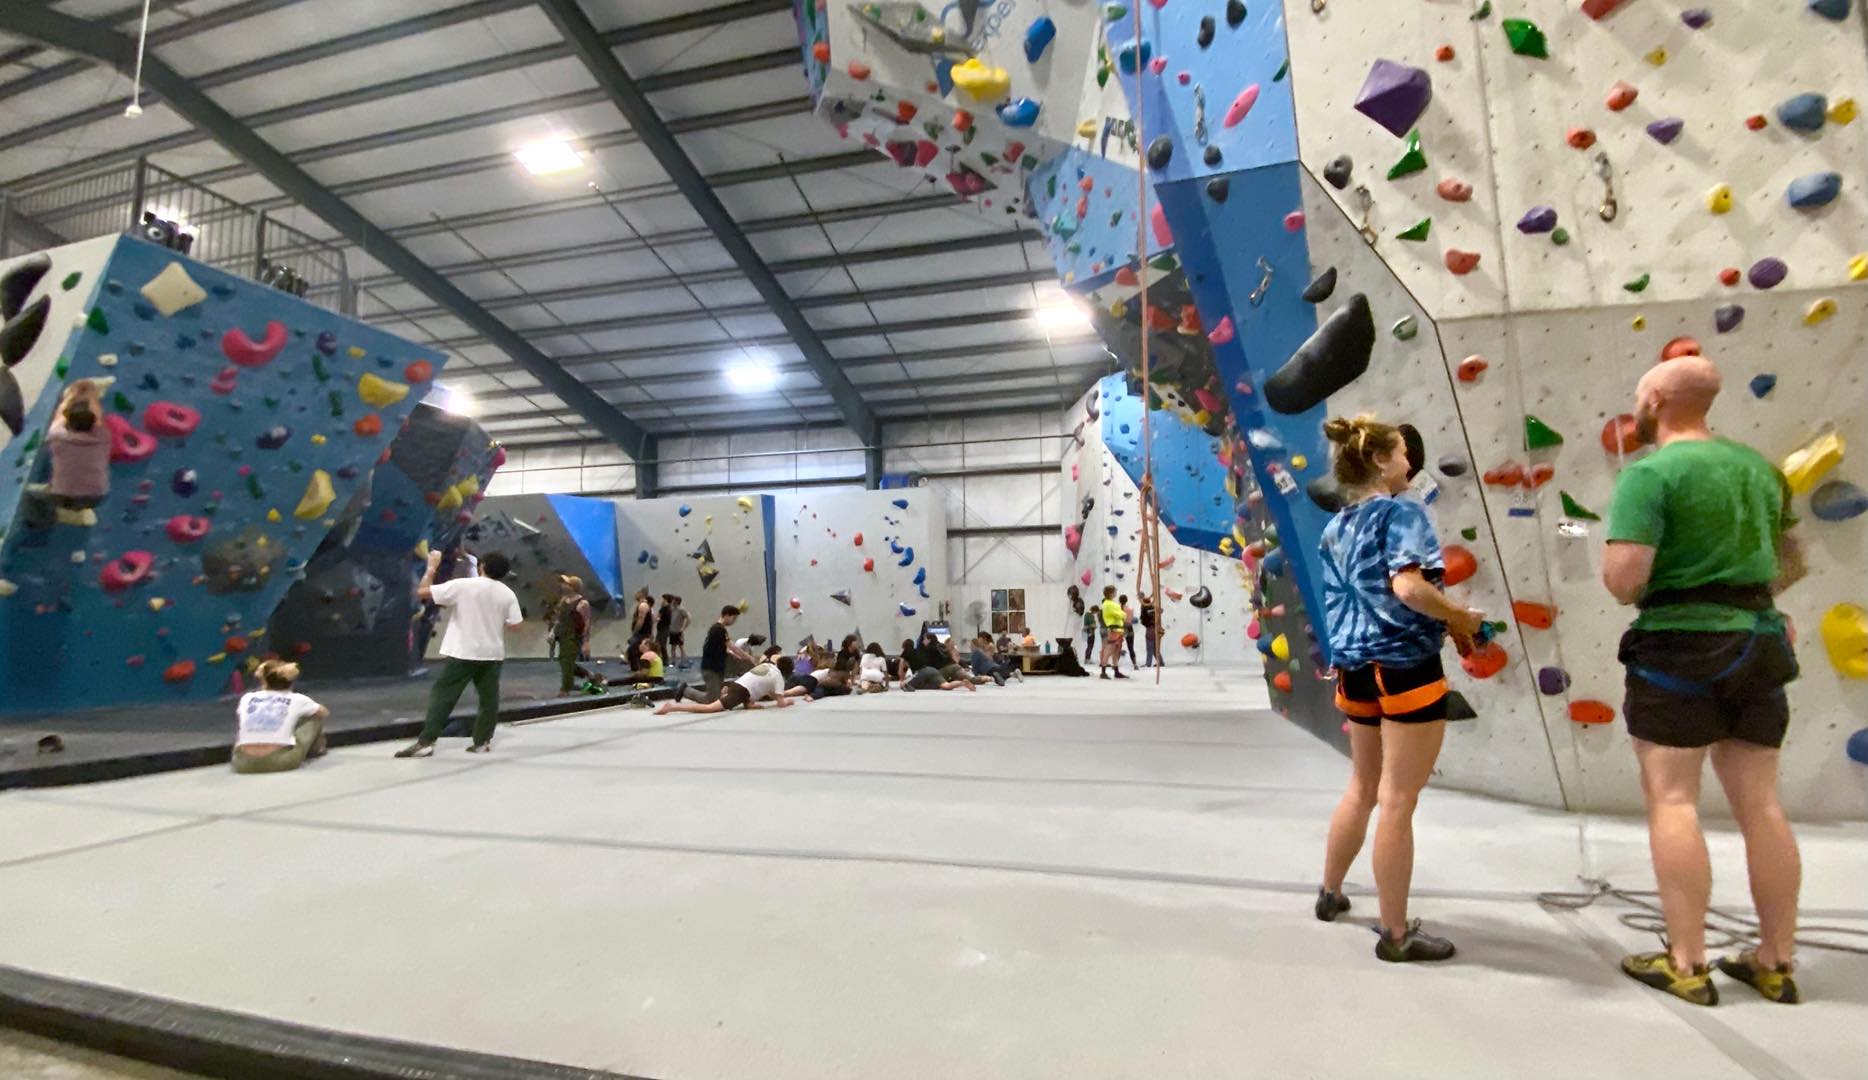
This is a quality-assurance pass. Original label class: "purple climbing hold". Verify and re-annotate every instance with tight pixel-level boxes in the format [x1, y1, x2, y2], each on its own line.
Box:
[1537, 666, 1571, 695]
[1715, 304, 1746, 333]
[1354, 59, 1434, 138]
[1681, 8, 1712, 27]
[1747, 258, 1788, 289]
[314, 331, 337, 356]
[1516, 206, 1558, 234]
[1645, 117, 1685, 144]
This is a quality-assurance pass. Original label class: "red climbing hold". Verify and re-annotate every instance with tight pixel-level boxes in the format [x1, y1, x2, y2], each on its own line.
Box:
[222, 320, 289, 367]
[163, 659, 196, 684]
[1745, 114, 1768, 131]
[104, 413, 157, 463]
[1456, 355, 1488, 382]
[1568, 700, 1615, 725]
[1178, 305, 1204, 335]
[141, 400, 200, 438]
[353, 414, 383, 436]
[847, 60, 871, 80]
[1443, 544, 1477, 586]
[1272, 671, 1294, 692]
[1581, 0, 1631, 17]
[1460, 641, 1509, 680]
[1719, 267, 1742, 286]
[403, 359, 434, 383]
[1483, 462, 1525, 487]
[224, 635, 249, 653]
[1512, 600, 1557, 629]
[895, 101, 916, 123]
[1605, 81, 1639, 112]
[914, 140, 939, 168]
[1566, 127, 1597, 149]
[1436, 177, 1474, 202]
[1207, 315, 1235, 345]
[1435, 44, 1455, 62]
[952, 109, 974, 133]
[863, 557, 875, 573]
[165, 515, 211, 543]
[811, 41, 829, 63]
[1114, 266, 1140, 287]
[1601, 414, 1642, 454]
[1444, 249, 1481, 275]
[99, 550, 154, 592]
[1661, 336, 1701, 361]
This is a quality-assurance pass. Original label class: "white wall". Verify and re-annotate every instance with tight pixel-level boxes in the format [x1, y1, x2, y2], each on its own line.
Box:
[774, 489, 948, 649]
[615, 494, 776, 647]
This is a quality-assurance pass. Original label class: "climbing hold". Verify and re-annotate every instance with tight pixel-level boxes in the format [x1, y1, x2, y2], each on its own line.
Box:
[845, 61, 870, 80]
[141, 400, 200, 438]
[171, 468, 198, 496]
[1460, 641, 1509, 679]
[1830, 97, 1859, 125]
[1353, 59, 1433, 138]
[1569, 701, 1615, 725]
[1272, 671, 1293, 693]
[1436, 177, 1473, 202]
[104, 413, 157, 463]
[1180, 633, 1200, 649]
[1197, 14, 1216, 47]
[1748, 373, 1775, 397]
[1623, 273, 1650, 293]
[1537, 667, 1571, 695]
[1787, 171, 1842, 210]
[1393, 315, 1419, 340]
[1396, 217, 1432, 242]
[255, 425, 292, 450]
[1716, 304, 1746, 333]
[1748, 258, 1789, 289]
[1646, 117, 1685, 144]
[1444, 249, 1481, 275]
[1821, 603, 1868, 676]
[1114, 37, 1152, 74]
[1023, 15, 1055, 62]
[1302, 268, 1337, 304]
[996, 98, 1040, 127]
[294, 470, 335, 520]
[1204, 145, 1223, 166]
[736, 495, 754, 511]
[353, 414, 383, 436]
[1502, 18, 1548, 58]
[1438, 456, 1469, 477]
[1524, 415, 1563, 450]
[830, 589, 851, 606]
[1189, 586, 1213, 609]
[1224, 84, 1261, 128]
[1442, 544, 1476, 586]
[138, 263, 206, 317]
[1804, 297, 1838, 325]
[1778, 92, 1828, 132]
[1605, 81, 1638, 111]
[221, 320, 288, 367]
[1810, 0, 1852, 19]
[852, 532, 863, 546]
[1516, 206, 1558, 234]
[163, 660, 196, 684]
[1602, 414, 1642, 454]
[1705, 183, 1734, 214]
[1811, 480, 1868, 522]
[1682, 8, 1712, 28]
[866, 558, 877, 573]
[1284, 210, 1307, 232]
[897, 546, 915, 568]
[897, 603, 916, 617]
[165, 515, 210, 543]
[1263, 294, 1374, 415]
[1146, 135, 1174, 170]
[1851, 254, 1868, 281]
[1206, 177, 1230, 203]
[1456, 355, 1488, 382]
[1560, 491, 1601, 521]
[1064, 524, 1083, 556]
[1271, 634, 1290, 662]
[100, 550, 154, 592]
[1745, 114, 1769, 131]
[951, 58, 1011, 100]
[1226, 0, 1248, 25]
[1512, 600, 1556, 629]
[1436, 44, 1455, 62]
[1581, 0, 1629, 16]
[1387, 129, 1427, 179]
[1566, 127, 1597, 150]
[1323, 156, 1353, 190]
[1644, 46, 1667, 65]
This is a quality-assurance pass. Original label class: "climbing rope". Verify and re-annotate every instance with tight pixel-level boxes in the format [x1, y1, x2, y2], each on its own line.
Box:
[1129, 0, 1165, 685]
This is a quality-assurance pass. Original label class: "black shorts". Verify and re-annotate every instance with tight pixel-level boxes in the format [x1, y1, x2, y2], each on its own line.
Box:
[717, 682, 751, 710]
[1334, 655, 1448, 726]
[669, 633, 684, 647]
[1619, 629, 1795, 748]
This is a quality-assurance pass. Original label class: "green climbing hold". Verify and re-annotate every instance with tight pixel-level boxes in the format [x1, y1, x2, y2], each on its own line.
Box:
[1503, 18, 1548, 58]
[1149, 253, 1177, 271]
[327, 390, 344, 417]
[1397, 217, 1432, 241]
[1104, 3, 1128, 19]
[1623, 273, 1650, 293]
[1387, 129, 1427, 180]
[111, 391, 134, 414]
[961, 127, 977, 146]
[1560, 491, 1600, 521]
[312, 354, 329, 381]
[1487, 620, 1508, 636]
[1470, 0, 1492, 18]
[1393, 315, 1420, 340]
[1108, 211, 1123, 227]
[22, 430, 42, 453]
[1460, 526, 1479, 541]
[979, 152, 999, 168]
[54, 356, 70, 379]
[1274, 58, 1289, 82]
[60, 272, 81, 291]
[1046, 175, 1058, 199]
[1524, 414, 1564, 450]
[1551, 227, 1571, 246]
[246, 474, 265, 500]
[86, 307, 109, 334]
[1096, 66, 1110, 89]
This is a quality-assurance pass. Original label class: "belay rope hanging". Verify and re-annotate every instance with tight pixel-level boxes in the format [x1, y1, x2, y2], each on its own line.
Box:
[1129, 0, 1165, 684]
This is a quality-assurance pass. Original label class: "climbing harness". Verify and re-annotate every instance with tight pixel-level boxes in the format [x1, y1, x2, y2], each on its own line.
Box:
[1628, 584, 1796, 697]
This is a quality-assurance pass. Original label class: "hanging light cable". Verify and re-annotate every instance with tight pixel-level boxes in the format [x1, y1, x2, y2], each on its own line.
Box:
[124, 0, 153, 118]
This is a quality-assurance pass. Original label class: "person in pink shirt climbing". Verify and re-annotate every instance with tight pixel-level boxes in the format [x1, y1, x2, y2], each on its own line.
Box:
[32, 378, 111, 527]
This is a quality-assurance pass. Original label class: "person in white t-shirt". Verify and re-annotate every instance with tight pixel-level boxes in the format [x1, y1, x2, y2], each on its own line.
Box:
[395, 549, 524, 757]
[654, 658, 811, 715]
[232, 660, 329, 774]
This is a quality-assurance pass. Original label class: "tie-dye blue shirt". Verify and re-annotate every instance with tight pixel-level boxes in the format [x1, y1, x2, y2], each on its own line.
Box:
[1317, 495, 1446, 668]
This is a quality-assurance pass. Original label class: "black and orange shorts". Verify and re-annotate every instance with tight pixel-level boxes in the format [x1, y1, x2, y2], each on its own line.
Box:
[1334, 655, 1449, 726]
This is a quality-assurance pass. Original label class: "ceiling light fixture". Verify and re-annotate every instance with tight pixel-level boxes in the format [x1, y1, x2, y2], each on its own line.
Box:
[725, 356, 780, 393]
[1033, 301, 1092, 334]
[514, 139, 585, 176]
[426, 383, 478, 417]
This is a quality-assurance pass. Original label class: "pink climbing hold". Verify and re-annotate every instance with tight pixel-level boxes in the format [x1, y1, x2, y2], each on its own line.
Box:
[1064, 524, 1083, 556]
[165, 515, 211, 543]
[1080, 569, 1093, 586]
[1150, 201, 1173, 246]
[1193, 387, 1223, 414]
[1207, 315, 1235, 345]
[99, 550, 154, 592]
[1283, 210, 1306, 232]
[104, 413, 157, 463]
[221, 320, 288, 367]
[141, 401, 200, 438]
[1224, 84, 1262, 128]
[209, 367, 238, 396]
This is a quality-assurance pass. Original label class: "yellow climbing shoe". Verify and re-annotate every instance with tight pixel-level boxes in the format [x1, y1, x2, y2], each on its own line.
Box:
[1716, 951, 1801, 1004]
[1622, 952, 1718, 1006]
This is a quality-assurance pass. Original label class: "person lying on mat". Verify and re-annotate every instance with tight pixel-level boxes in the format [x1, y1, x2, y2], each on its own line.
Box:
[656, 658, 812, 715]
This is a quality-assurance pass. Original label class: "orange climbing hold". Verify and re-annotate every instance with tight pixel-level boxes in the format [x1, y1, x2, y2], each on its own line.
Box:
[1442, 544, 1477, 586]
[353, 414, 383, 436]
[1568, 700, 1615, 725]
[952, 109, 974, 132]
[1566, 127, 1597, 149]
[1512, 600, 1557, 629]
[163, 660, 196, 684]
[1661, 336, 1701, 361]
[1456, 355, 1488, 382]
[1605, 81, 1639, 111]
[1180, 633, 1200, 648]
[1483, 463, 1525, 487]
[1601, 414, 1642, 454]
[811, 41, 829, 63]
[1272, 671, 1294, 692]
[847, 60, 871, 80]
[1445, 249, 1482, 275]
[1527, 463, 1555, 488]
[403, 359, 433, 383]
[1435, 44, 1455, 62]
[1460, 641, 1509, 680]
[1719, 267, 1742, 286]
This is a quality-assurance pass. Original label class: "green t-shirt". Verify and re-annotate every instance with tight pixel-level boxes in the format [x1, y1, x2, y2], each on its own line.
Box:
[1606, 437, 1794, 632]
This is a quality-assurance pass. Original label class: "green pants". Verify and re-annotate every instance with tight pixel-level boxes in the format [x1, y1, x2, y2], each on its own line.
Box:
[231, 717, 323, 775]
[556, 633, 583, 691]
[420, 657, 503, 744]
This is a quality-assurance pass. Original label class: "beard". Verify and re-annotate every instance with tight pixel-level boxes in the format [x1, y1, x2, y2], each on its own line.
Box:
[1633, 406, 1659, 446]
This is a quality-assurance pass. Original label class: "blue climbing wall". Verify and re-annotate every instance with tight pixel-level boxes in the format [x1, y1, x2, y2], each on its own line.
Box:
[1094, 374, 1232, 554]
[546, 493, 621, 600]
[0, 234, 446, 714]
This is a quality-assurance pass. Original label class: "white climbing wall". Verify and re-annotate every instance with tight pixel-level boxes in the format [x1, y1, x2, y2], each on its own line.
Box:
[0, 238, 118, 462]
[772, 489, 948, 649]
[614, 495, 776, 648]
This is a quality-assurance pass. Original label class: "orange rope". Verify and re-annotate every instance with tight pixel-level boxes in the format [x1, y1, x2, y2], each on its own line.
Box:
[1129, 3, 1165, 684]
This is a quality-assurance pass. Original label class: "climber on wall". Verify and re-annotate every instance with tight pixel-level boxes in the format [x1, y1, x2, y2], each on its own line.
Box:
[553, 575, 593, 696]
[27, 378, 111, 528]
[395, 549, 524, 758]
[1602, 356, 1807, 1007]
[1311, 414, 1485, 964]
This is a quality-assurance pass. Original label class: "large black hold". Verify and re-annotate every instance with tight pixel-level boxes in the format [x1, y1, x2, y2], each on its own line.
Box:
[1263, 294, 1375, 415]
[1, 252, 51, 320]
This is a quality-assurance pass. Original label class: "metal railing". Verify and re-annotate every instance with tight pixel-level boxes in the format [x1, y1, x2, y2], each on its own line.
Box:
[1, 158, 355, 314]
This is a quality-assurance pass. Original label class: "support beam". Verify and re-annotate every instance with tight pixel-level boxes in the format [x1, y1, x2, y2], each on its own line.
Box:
[536, 0, 880, 481]
[635, 437, 660, 499]
[0, 4, 655, 463]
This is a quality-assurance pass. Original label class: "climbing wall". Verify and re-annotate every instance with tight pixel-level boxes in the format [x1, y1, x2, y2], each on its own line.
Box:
[614, 494, 778, 649]
[0, 235, 446, 714]
[458, 493, 623, 659]
[773, 489, 948, 649]
[266, 404, 504, 677]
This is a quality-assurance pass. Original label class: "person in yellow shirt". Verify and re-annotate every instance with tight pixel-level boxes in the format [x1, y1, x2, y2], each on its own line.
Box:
[1099, 585, 1129, 680]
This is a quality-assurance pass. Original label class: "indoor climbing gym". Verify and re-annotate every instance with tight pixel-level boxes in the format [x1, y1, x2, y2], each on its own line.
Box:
[0, 1, 1864, 1077]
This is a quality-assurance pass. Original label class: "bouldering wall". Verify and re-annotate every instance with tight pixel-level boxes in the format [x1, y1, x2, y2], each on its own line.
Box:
[614, 494, 778, 649]
[266, 404, 502, 677]
[457, 493, 623, 659]
[773, 489, 948, 648]
[0, 235, 445, 714]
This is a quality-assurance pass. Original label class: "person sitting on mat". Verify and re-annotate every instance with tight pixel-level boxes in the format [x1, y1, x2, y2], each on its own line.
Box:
[656, 658, 812, 714]
[858, 642, 891, 693]
[232, 660, 329, 774]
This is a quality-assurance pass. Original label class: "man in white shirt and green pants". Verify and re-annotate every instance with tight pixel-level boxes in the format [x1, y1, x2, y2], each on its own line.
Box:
[397, 549, 525, 757]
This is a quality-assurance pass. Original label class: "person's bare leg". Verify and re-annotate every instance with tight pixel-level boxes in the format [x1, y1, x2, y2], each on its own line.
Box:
[1634, 738, 1711, 970]
[1710, 740, 1800, 969]
[1323, 723, 1383, 893]
[1373, 719, 1446, 936]
[655, 699, 724, 716]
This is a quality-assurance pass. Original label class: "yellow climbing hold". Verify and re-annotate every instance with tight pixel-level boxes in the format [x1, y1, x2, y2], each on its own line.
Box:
[1850, 254, 1868, 281]
[1631, 314, 1647, 330]
[1076, 118, 1098, 139]
[1109, 300, 1128, 318]
[737, 598, 750, 612]
[266, 508, 282, 523]
[1781, 428, 1843, 493]
[1643, 46, 1667, 65]
[1291, 454, 1308, 470]
[1805, 297, 1838, 325]
[1829, 97, 1859, 125]
[1271, 633, 1291, 662]
[207, 652, 226, 664]
[311, 433, 327, 445]
[736, 495, 754, 511]
[358, 372, 410, 408]
[1820, 603, 1868, 677]
[436, 485, 463, 513]
[148, 597, 166, 611]
[1705, 183, 1733, 214]
[413, 539, 430, 560]
[293, 469, 336, 520]
[347, 346, 366, 359]
[951, 57, 1011, 101]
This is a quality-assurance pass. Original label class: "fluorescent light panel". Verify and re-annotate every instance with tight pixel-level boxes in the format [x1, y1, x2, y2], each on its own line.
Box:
[514, 139, 584, 176]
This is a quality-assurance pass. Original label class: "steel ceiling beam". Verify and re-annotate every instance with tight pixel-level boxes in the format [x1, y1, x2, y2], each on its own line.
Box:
[499, 401, 1074, 452]
[536, 0, 880, 483]
[0, 0, 288, 106]
[0, 4, 657, 465]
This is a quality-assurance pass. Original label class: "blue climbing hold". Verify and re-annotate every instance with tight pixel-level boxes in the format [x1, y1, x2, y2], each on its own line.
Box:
[1850, 727, 1868, 765]
[678, 504, 692, 516]
[1778, 92, 1828, 132]
[899, 603, 917, 617]
[1748, 373, 1776, 398]
[997, 98, 1041, 127]
[1811, 480, 1868, 522]
[891, 498, 909, 509]
[1116, 38, 1152, 74]
[898, 546, 914, 567]
[1787, 171, 1842, 210]
[912, 567, 926, 585]
[1023, 15, 1056, 63]
[637, 550, 650, 564]
[1810, 0, 1851, 21]
[1262, 548, 1287, 576]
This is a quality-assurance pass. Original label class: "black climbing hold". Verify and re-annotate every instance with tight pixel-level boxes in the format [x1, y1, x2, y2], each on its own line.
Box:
[0, 369, 20, 435]
[1323, 155, 1353, 190]
[1206, 177, 1230, 202]
[1306, 474, 1347, 513]
[1197, 15, 1215, 47]
[1399, 423, 1425, 478]
[1189, 586, 1214, 609]
[1, 252, 51, 320]
[1302, 267, 1338, 304]
[1080, 495, 1095, 518]
[1444, 691, 1478, 721]
[1, 293, 51, 368]
[1263, 293, 1375, 415]
[1437, 455, 1468, 477]
[1226, 0, 1248, 27]
[1204, 145, 1222, 166]
[1147, 135, 1174, 170]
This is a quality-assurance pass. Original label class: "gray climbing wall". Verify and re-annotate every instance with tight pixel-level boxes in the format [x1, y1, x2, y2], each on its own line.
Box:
[614, 495, 777, 649]
[773, 489, 948, 649]
[458, 494, 623, 659]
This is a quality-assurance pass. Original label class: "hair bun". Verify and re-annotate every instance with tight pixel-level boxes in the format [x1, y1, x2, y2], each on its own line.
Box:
[1322, 417, 1357, 444]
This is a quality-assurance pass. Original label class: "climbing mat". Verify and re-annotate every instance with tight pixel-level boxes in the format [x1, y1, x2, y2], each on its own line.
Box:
[0, 236, 446, 715]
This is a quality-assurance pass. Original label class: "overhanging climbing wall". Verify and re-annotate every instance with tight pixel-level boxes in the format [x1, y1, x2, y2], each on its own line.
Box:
[614, 495, 778, 649]
[773, 489, 947, 648]
[0, 235, 445, 714]
[460, 493, 622, 658]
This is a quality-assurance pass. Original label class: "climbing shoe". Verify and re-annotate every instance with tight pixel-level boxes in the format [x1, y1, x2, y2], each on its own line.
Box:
[1716, 951, 1800, 1004]
[465, 742, 492, 754]
[1375, 920, 1456, 963]
[1114, 670, 1129, 679]
[1621, 952, 1718, 1006]
[393, 740, 435, 759]
[1315, 888, 1351, 922]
